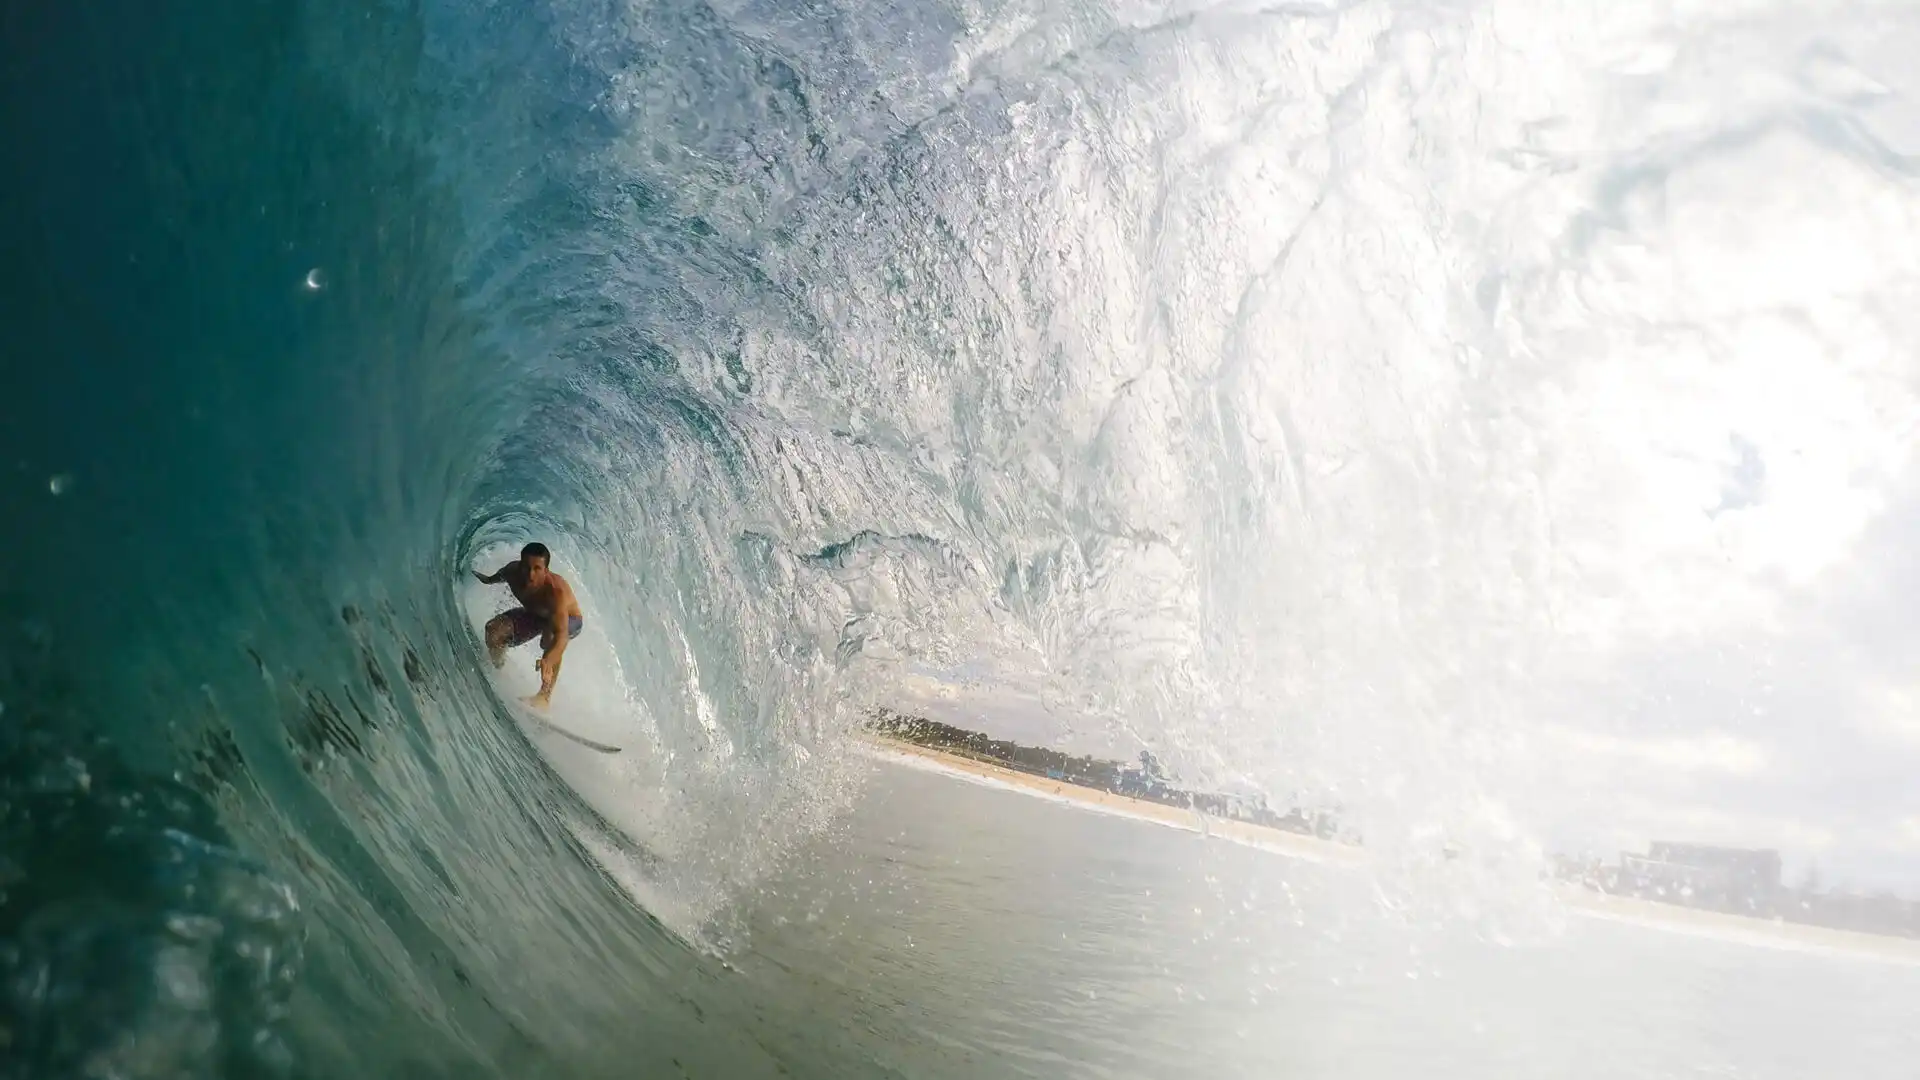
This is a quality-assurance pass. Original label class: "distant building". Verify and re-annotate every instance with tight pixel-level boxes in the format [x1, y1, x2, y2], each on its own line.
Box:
[1648, 843, 1782, 894]
[1618, 843, 1782, 912]
[1112, 751, 1174, 798]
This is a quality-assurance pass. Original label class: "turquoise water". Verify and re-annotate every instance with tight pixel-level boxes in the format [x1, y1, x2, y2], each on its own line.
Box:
[5, 0, 1920, 1077]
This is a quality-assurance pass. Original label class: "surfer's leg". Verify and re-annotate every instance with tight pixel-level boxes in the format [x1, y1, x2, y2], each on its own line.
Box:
[483, 613, 514, 668]
[485, 608, 541, 668]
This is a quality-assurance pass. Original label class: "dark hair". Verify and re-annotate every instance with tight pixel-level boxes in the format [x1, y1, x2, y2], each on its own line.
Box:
[520, 542, 552, 564]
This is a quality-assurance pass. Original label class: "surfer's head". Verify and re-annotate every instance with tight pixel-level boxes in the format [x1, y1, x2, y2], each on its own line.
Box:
[521, 542, 552, 585]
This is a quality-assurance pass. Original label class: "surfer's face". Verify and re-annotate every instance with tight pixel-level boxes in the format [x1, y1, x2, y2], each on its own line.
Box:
[524, 556, 550, 587]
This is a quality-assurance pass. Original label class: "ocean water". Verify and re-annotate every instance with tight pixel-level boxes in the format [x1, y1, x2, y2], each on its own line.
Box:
[749, 764, 1920, 1080]
[4, 0, 1919, 1077]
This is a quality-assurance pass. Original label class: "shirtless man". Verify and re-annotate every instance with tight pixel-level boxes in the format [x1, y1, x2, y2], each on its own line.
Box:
[474, 542, 584, 708]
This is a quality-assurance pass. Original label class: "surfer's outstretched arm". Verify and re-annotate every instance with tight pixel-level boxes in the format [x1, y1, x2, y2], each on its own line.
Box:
[473, 561, 516, 585]
[534, 606, 570, 698]
[530, 581, 576, 707]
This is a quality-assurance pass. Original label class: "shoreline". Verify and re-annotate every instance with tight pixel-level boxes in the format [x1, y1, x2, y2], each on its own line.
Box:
[858, 735, 1920, 964]
[1554, 886, 1920, 963]
[857, 735, 1368, 865]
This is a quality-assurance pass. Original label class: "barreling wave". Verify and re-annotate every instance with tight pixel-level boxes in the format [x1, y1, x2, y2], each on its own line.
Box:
[3, 0, 1918, 1075]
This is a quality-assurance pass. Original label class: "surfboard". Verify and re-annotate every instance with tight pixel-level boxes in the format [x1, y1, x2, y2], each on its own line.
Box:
[516, 707, 623, 754]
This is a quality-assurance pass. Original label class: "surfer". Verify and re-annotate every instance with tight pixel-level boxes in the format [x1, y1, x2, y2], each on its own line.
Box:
[474, 542, 584, 708]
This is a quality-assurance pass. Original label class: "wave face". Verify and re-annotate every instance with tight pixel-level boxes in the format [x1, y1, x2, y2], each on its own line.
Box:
[5, 0, 1920, 1076]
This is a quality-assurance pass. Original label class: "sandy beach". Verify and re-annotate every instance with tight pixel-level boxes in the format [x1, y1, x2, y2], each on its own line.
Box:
[858, 735, 1370, 865]
[859, 735, 1920, 964]
[1554, 885, 1920, 963]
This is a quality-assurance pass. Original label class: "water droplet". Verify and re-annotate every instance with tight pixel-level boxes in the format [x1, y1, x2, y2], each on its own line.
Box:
[47, 473, 72, 495]
[305, 268, 326, 291]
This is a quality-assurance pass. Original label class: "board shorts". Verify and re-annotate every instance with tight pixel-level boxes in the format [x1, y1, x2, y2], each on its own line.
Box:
[500, 609, 584, 647]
